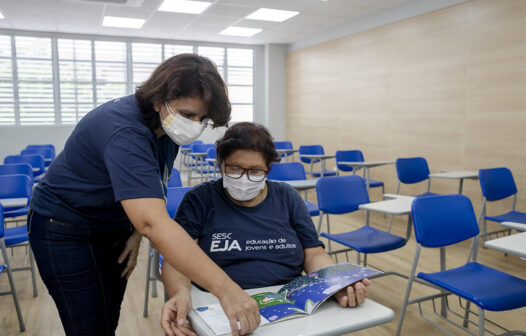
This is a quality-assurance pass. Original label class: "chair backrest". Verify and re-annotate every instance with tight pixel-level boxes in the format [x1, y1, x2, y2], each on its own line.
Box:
[26, 144, 55, 158]
[4, 154, 45, 176]
[335, 150, 364, 172]
[478, 167, 517, 202]
[0, 174, 33, 200]
[21, 148, 53, 160]
[411, 194, 479, 248]
[274, 141, 294, 157]
[298, 145, 324, 164]
[180, 140, 204, 151]
[167, 168, 182, 187]
[206, 147, 217, 166]
[316, 175, 369, 214]
[166, 187, 192, 218]
[268, 162, 306, 181]
[0, 204, 4, 238]
[0, 163, 34, 182]
[396, 157, 430, 184]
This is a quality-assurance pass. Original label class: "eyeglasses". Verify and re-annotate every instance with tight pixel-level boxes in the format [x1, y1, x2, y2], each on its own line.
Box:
[224, 165, 268, 182]
[164, 102, 210, 126]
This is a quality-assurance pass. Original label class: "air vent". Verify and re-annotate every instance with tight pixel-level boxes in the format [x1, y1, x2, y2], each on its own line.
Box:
[67, 0, 145, 7]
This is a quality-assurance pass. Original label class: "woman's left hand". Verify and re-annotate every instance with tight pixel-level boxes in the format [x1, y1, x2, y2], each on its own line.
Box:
[333, 278, 371, 307]
[118, 229, 142, 280]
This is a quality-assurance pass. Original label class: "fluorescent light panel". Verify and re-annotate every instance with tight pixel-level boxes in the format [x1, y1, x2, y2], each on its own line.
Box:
[0, 10, 4, 19]
[102, 16, 145, 29]
[220, 26, 262, 37]
[158, 0, 211, 14]
[246, 8, 299, 22]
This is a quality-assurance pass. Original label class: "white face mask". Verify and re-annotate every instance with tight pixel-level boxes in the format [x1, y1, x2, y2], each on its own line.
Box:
[161, 102, 205, 145]
[223, 174, 266, 202]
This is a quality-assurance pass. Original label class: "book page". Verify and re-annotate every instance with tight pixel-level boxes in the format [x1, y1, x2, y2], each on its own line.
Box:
[278, 263, 382, 314]
[194, 303, 271, 336]
[251, 292, 306, 322]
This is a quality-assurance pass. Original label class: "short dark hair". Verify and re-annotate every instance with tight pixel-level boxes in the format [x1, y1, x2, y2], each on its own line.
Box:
[216, 122, 281, 169]
[135, 53, 231, 130]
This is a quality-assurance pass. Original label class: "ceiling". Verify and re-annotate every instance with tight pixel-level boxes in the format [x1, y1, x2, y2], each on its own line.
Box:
[0, 0, 438, 45]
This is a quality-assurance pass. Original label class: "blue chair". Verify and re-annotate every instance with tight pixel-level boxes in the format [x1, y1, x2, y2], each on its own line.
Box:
[268, 162, 319, 216]
[206, 147, 220, 180]
[178, 140, 203, 173]
[26, 144, 55, 159]
[298, 145, 336, 177]
[395, 157, 437, 197]
[21, 148, 54, 167]
[335, 150, 384, 194]
[396, 194, 526, 336]
[4, 154, 46, 182]
[167, 168, 182, 187]
[478, 167, 526, 242]
[274, 141, 295, 161]
[143, 186, 192, 317]
[317, 175, 409, 264]
[1, 205, 26, 331]
[0, 163, 34, 184]
[190, 143, 215, 183]
[0, 174, 32, 219]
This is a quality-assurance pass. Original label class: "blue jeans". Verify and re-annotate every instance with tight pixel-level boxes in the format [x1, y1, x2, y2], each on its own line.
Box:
[28, 210, 133, 336]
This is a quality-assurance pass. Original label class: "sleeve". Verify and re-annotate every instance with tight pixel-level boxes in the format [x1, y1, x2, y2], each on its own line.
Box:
[103, 128, 164, 201]
[286, 185, 325, 249]
[174, 188, 207, 239]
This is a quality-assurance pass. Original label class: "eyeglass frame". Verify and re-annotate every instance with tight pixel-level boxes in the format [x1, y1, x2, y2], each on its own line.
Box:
[164, 102, 210, 126]
[223, 164, 268, 182]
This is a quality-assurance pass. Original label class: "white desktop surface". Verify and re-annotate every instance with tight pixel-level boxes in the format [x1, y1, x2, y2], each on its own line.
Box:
[337, 161, 395, 168]
[484, 232, 526, 258]
[359, 197, 414, 216]
[0, 197, 28, 209]
[276, 179, 318, 191]
[188, 285, 394, 336]
[299, 154, 335, 159]
[428, 171, 478, 179]
[501, 221, 526, 232]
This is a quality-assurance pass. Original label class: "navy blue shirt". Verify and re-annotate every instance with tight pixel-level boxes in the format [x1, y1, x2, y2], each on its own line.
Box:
[31, 95, 179, 229]
[175, 179, 324, 289]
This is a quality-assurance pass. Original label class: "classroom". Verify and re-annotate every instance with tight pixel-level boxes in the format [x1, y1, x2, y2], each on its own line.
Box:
[0, 0, 525, 335]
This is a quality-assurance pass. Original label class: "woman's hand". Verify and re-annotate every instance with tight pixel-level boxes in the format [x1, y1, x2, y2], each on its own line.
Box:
[218, 285, 260, 336]
[333, 278, 371, 307]
[118, 229, 142, 279]
[161, 288, 197, 336]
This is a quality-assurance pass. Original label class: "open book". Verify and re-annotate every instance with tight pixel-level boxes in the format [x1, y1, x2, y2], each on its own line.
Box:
[193, 262, 381, 335]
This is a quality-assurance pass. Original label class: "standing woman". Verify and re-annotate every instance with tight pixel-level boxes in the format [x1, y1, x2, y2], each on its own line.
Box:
[28, 54, 259, 336]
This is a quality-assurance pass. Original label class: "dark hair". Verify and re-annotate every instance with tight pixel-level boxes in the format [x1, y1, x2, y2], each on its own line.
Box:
[135, 53, 231, 129]
[216, 122, 281, 169]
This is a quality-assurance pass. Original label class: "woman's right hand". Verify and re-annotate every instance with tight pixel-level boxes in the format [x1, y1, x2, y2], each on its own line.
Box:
[161, 288, 197, 336]
[217, 285, 261, 336]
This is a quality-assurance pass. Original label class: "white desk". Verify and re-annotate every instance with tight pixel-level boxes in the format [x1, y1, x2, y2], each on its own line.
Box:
[279, 179, 317, 192]
[338, 161, 394, 193]
[484, 232, 526, 258]
[188, 285, 394, 336]
[0, 197, 28, 209]
[299, 154, 335, 178]
[359, 196, 414, 217]
[501, 221, 526, 232]
[276, 149, 298, 162]
[428, 171, 478, 194]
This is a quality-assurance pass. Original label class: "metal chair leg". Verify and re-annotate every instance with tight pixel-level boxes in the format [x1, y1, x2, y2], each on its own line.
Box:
[143, 246, 152, 317]
[29, 249, 38, 297]
[2, 241, 26, 332]
[478, 307, 484, 336]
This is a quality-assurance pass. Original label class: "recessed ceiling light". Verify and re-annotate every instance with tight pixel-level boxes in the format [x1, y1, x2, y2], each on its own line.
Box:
[246, 8, 299, 22]
[102, 16, 145, 29]
[220, 26, 262, 37]
[0, 10, 4, 19]
[158, 0, 212, 14]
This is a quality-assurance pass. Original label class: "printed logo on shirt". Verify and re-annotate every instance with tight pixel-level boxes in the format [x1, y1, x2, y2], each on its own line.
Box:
[210, 232, 242, 252]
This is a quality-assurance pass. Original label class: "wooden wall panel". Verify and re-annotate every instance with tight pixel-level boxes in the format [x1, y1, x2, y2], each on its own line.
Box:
[286, 0, 526, 211]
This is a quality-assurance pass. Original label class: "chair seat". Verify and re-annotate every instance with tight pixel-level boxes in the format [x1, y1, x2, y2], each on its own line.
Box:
[4, 225, 29, 246]
[305, 201, 320, 216]
[416, 192, 439, 198]
[366, 179, 384, 188]
[321, 226, 407, 253]
[418, 262, 526, 311]
[485, 211, 526, 224]
[312, 170, 337, 177]
[0, 265, 5, 274]
[4, 205, 30, 218]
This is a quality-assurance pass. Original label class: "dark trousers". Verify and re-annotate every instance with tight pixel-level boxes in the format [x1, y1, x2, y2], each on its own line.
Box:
[28, 210, 133, 336]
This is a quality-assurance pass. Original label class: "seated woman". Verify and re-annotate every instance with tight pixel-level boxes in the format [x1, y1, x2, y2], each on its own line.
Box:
[161, 122, 371, 336]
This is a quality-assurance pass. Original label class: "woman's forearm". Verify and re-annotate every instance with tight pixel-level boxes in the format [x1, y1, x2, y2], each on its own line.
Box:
[303, 246, 336, 274]
[162, 250, 193, 297]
